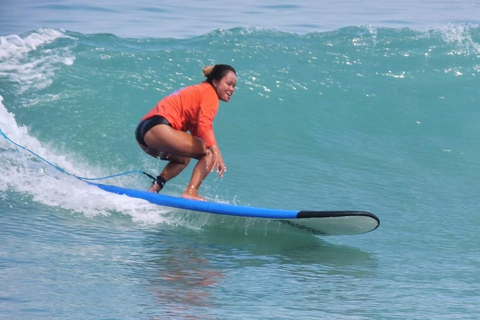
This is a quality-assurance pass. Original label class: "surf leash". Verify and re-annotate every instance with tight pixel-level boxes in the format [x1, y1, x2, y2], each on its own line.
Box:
[0, 126, 155, 183]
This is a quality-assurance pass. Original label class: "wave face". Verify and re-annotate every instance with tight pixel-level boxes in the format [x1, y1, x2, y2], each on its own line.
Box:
[1, 26, 479, 210]
[1, 25, 479, 319]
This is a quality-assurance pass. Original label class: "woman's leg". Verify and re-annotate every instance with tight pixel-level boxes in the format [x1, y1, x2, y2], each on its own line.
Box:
[139, 150, 191, 192]
[182, 151, 215, 201]
[142, 124, 213, 199]
[144, 124, 207, 159]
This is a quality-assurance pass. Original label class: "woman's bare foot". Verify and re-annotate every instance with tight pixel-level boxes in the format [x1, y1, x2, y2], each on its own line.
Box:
[148, 181, 162, 193]
[181, 186, 206, 201]
[148, 175, 166, 193]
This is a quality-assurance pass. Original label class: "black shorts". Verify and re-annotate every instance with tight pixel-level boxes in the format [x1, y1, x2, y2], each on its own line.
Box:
[135, 115, 172, 147]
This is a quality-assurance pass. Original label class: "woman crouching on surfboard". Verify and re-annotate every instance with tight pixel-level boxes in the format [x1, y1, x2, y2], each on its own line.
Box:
[135, 64, 237, 201]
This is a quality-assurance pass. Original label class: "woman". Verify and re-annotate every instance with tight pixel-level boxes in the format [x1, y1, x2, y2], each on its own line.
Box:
[135, 64, 237, 201]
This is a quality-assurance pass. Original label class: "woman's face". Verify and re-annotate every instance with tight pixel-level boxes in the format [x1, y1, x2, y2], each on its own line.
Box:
[213, 71, 236, 102]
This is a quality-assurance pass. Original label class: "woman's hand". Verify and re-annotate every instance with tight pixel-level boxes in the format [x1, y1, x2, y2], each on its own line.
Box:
[207, 145, 227, 177]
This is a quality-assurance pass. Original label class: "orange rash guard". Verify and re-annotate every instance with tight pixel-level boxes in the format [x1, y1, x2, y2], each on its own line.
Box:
[142, 82, 219, 148]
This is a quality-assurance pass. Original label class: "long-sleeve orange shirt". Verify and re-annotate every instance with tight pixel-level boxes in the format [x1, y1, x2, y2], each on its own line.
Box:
[142, 82, 219, 148]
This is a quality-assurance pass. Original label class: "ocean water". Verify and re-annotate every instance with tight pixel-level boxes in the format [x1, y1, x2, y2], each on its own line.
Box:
[1, 1, 480, 319]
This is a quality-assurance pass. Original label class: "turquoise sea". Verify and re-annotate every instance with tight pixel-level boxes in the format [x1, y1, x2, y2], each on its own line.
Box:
[1, 1, 480, 319]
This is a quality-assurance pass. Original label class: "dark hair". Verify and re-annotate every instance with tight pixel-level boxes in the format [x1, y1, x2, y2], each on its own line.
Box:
[203, 64, 236, 84]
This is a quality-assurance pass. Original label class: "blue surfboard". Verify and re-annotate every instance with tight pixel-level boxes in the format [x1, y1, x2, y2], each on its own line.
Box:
[90, 182, 380, 235]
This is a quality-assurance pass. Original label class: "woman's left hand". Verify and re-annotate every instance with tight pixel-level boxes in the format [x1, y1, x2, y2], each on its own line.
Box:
[207, 145, 227, 177]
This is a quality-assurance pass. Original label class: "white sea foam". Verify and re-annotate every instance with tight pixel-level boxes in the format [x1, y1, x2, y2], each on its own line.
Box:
[0, 29, 62, 58]
[440, 24, 480, 55]
[0, 95, 170, 224]
[0, 29, 76, 94]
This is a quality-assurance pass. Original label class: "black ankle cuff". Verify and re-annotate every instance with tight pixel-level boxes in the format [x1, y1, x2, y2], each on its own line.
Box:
[156, 175, 166, 189]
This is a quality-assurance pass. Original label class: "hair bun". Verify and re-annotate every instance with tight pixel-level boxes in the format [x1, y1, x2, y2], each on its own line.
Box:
[202, 65, 215, 77]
